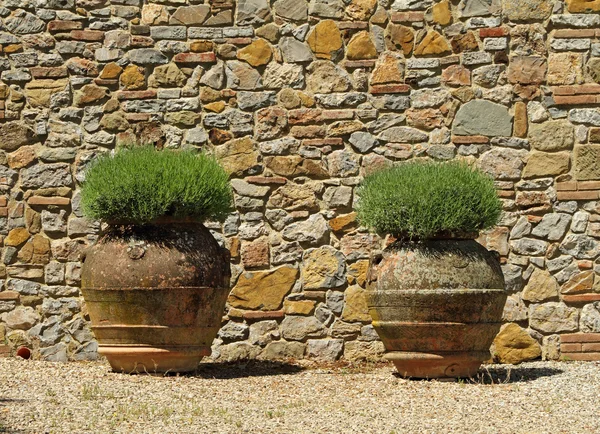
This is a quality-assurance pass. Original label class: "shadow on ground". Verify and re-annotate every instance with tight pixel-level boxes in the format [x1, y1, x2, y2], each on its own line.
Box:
[392, 365, 564, 384]
[186, 360, 305, 379]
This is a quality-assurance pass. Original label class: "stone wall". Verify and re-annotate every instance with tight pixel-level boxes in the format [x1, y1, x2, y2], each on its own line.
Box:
[1, 0, 600, 364]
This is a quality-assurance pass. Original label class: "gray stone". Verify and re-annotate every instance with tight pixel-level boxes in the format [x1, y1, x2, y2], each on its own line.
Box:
[572, 211, 589, 233]
[368, 114, 406, 134]
[39, 342, 68, 362]
[542, 335, 560, 361]
[547, 255, 573, 273]
[393, 0, 433, 10]
[472, 65, 506, 88]
[551, 39, 590, 51]
[236, 0, 272, 25]
[7, 279, 42, 295]
[378, 126, 428, 143]
[218, 321, 250, 341]
[568, 109, 600, 126]
[272, 241, 303, 264]
[323, 186, 353, 208]
[259, 341, 305, 359]
[531, 214, 571, 241]
[453, 100, 513, 137]
[259, 137, 300, 155]
[42, 210, 67, 234]
[411, 89, 450, 109]
[528, 120, 574, 151]
[460, 0, 496, 17]
[263, 62, 305, 89]
[237, 91, 277, 111]
[231, 179, 270, 198]
[326, 290, 344, 315]
[462, 51, 493, 65]
[308, 0, 344, 18]
[281, 315, 326, 341]
[326, 150, 360, 177]
[306, 61, 351, 94]
[0, 121, 36, 151]
[280, 37, 314, 64]
[511, 238, 548, 256]
[248, 320, 280, 346]
[502, 294, 528, 322]
[315, 304, 334, 326]
[551, 14, 600, 28]
[349, 131, 379, 153]
[510, 216, 532, 239]
[529, 302, 579, 334]
[274, 0, 308, 20]
[216, 342, 261, 362]
[502, 0, 552, 21]
[316, 93, 367, 108]
[126, 49, 169, 65]
[200, 62, 225, 89]
[226, 60, 263, 90]
[170, 5, 211, 25]
[306, 339, 344, 361]
[2, 306, 39, 330]
[282, 214, 329, 246]
[580, 302, 600, 333]
[150, 26, 187, 40]
[560, 234, 600, 259]
[5, 10, 45, 34]
[122, 100, 166, 113]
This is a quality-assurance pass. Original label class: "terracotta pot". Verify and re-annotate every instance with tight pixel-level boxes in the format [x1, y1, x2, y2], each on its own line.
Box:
[81, 223, 230, 373]
[366, 238, 506, 379]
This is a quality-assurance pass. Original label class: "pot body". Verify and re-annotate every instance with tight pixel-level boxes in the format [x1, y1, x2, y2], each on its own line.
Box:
[81, 223, 230, 373]
[366, 238, 506, 378]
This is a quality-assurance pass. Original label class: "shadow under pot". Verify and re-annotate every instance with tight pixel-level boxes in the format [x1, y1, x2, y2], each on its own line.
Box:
[366, 236, 506, 379]
[80, 222, 231, 373]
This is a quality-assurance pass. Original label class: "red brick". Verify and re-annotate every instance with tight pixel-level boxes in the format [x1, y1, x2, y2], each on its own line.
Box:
[337, 21, 368, 30]
[563, 294, 600, 303]
[552, 84, 600, 95]
[125, 113, 151, 122]
[0, 345, 10, 358]
[553, 95, 597, 105]
[561, 352, 600, 361]
[131, 36, 154, 48]
[556, 181, 577, 191]
[583, 343, 600, 352]
[288, 108, 322, 125]
[0, 197, 7, 207]
[497, 190, 515, 198]
[290, 125, 326, 138]
[452, 135, 489, 144]
[302, 138, 344, 147]
[369, 84, 411, 94]
[30, 66, 68, 79]
[116, 90, 157, 100]
[242, 310, 285, 321]
[391, 11, 424, 22]
[561, 333, 600, 343]
[578, 260, 594, 270]
[245, 176, 287, 185]
[70, 30, 105, 41]
[225, 37, 252, 45]
[557, 191, 599, 201]
[561, 343, 582, 352]
[320, 110, 355, 121]
[0, 207, 7, 217]
[479, 27, 508, 38]
[554, 29, 596, 38]
[27, 196, 70, 206]
[94, 79, 119, 86]
[577, 181, 600, 190]
[0, 102, 3, 110]
[0, 291, 19, 301]
[48, 20, 83, 32]
[343, 60, 376, 68]
[173, 52, 217, 63]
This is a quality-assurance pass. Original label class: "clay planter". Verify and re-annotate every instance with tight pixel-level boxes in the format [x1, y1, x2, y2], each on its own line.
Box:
[366, 237, 506, 379]
[81, 223, 230, 373]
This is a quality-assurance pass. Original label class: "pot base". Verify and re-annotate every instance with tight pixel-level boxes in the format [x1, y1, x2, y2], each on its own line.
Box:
[385, 351, 490, 379]
[100, 346, 211, 373]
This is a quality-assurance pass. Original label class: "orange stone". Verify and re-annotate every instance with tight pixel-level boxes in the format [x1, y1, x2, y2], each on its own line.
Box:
[307, 20, 343, 60]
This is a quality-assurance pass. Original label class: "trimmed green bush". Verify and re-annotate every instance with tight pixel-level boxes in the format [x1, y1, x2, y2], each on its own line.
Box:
[356, 160, 502, 239]
[81, 146, 233, 224]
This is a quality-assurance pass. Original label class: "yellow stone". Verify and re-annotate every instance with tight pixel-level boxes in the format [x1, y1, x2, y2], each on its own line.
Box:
[237, 38, 272, 67]
[566, 0, 600, 12]
[522, 268, 559, 302]
[341, 285, 371, 322]
[100, 62, 123, 80]
[5, 228, 30, 247]
[215, 136, 259, 176]
[120, 64, 145, 90]
[432, 0, 452, 25]
[492, 323, 541, 365]
[384, 24, 414, 56]
[371, 52, 404, 84]
[298, 92, 315, 107]
[24, 79, 69, 108]
[228, 265, 299, 310]
[204, 101, 226, 113]
[414, 30, 451, 56]
[283, 299, 316, 315]
[345, 0, 378, 20]
[346, 31, 378, 60]
[301, 246, 345, 290]
[347, 260, 369, 287]
[329, 212, 358, 233]
[190, 40, 214, 53]
[307, 20, 343, 60]
[523, 151, 570, 178]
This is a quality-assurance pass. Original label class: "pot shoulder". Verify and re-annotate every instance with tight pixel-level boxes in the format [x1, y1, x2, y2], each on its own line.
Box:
[81, 223, 230, 290]
[368, 238, 505, 291]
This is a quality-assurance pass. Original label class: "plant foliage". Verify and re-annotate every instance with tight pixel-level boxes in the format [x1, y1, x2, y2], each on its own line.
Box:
[356, 160, 502, 239]
[81, 146, 233, 224]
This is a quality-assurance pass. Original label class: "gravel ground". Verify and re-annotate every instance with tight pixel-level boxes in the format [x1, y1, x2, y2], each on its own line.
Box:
[1, 358, 599, 434]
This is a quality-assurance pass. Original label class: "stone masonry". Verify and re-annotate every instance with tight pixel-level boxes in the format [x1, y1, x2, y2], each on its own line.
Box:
[1, 0, 600, 364]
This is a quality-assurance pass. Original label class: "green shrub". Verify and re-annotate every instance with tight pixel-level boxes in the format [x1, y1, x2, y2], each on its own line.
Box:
[81, 146, 233, 224]
[355, 160, 502, 239]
